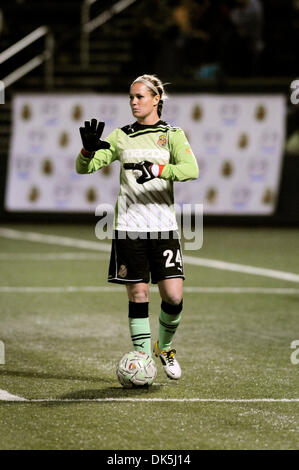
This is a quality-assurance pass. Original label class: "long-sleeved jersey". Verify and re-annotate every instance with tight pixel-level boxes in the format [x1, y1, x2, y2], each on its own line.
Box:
[76, 120, 199, 232]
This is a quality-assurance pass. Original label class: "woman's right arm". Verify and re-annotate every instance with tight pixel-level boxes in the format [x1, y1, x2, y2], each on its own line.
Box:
[76, 128, 119, 174]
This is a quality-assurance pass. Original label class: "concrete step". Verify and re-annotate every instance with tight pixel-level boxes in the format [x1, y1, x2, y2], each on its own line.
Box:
[16, 75, 113, 89]
[56, 52, 132, 67]
[55, 62, 122, 74]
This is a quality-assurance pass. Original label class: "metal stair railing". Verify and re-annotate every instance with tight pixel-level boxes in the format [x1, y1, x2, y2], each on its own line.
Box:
[0, 26, 54, 91]
[80, 0, 137, 68]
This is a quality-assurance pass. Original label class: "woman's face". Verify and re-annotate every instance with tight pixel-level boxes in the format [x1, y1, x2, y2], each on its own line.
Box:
[129, 82, 160, 123]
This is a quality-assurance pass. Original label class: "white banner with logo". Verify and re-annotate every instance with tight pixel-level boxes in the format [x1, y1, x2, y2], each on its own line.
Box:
[5, 93, 286, 214]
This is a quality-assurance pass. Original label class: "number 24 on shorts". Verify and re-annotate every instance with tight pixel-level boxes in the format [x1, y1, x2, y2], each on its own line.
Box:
[163, 249, 182, 268]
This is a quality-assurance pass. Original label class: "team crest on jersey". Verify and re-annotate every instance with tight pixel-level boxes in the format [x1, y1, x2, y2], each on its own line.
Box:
[118, 264, 128, 278]
[157, 135, 167, 147]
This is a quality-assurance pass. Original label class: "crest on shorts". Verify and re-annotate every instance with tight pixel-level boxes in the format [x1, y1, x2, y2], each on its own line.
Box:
[118, 264, 128, 278]
[157, 135, 167, 147]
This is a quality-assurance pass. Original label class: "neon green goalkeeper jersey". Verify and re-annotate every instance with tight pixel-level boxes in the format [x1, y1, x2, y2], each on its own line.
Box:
[76, 120, 199, 232]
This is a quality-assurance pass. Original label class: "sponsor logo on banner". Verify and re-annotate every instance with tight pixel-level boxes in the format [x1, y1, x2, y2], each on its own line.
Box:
[28, 129, 46, 153]
[238, 133, 249, 149]
[220, 102, 240, 126]
[101, 166, 112, 176]
[20, 104, 32, 120]
[71, 104, 83, 121]
[262, 188, 275, 205]
[231, 186, 251, 208]
[221, 160, 234, 177]
[248, 158, 268, 181]
[86, 187, 97, 203]
[203, 130, 222, 154]
[42, 158, 54, 176]
[54, 183, 72, 208]
[41, 101, 59, 126]
[259, 130, 280, 154]
[58, 131, 70, 147]
[205, 187, 218, 204]
[255, 104, 267, 121]
[191, 104, 203, 121]
[28, 185, 40, 203]
[15, 156, 33, 180]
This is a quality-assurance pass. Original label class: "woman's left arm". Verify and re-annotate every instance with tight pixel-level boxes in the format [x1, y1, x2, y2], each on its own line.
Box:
[160, 129, 199, 182]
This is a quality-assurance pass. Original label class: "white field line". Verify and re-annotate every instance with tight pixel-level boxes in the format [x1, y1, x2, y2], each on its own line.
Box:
[183, 255, 299, 283]
[0, 391, 298, 404]
[0, 390, 26, 401]
[0, 286, 299, 294]
[184, 287, 299, 294]
[0, 286, 124, 293]
[0, 253, 109, 260]
[0, 227, 112, 252]
[1, 227, 299, 283]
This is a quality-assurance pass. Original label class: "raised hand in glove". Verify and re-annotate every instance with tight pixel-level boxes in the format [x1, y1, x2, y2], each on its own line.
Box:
[79, 119, 110, 155]
[123, 161, 165, 184]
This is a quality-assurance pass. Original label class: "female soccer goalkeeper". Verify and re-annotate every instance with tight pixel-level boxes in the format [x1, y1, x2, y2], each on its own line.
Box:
[76, 74, 199, 380]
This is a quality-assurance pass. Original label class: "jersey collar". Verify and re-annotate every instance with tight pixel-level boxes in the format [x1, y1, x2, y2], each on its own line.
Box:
[132, 120, 166, 131]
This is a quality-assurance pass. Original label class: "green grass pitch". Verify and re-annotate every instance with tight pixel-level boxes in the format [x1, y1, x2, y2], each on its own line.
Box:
[0, 223, 298, 450]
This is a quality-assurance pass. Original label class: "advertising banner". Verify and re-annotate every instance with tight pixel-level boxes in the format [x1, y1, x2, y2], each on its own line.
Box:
[5, 93, 285, 214]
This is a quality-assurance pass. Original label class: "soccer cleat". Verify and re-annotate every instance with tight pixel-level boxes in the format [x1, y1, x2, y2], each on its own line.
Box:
[153, 340, 181, 380]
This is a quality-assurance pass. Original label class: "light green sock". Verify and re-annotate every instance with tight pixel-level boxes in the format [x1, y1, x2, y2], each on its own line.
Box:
[129, 317, 151, 356]
[158, 309, 181, 351]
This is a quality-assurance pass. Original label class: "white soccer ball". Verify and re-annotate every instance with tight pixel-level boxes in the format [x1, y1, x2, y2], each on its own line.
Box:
[116, 350, 157, 388]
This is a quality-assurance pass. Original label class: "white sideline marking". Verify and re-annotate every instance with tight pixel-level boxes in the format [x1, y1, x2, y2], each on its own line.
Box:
[0, 252, 109, 260]
[0, 227, 111, 252]
[1, 227, 299, 283]
[185, 287, 299, 294]
[0, 390, 27, 401]
[0, 394, 298, 403]
[0, 286, 124, 293]
[184, 255, 299, 283]
[0, 286, 299, 294]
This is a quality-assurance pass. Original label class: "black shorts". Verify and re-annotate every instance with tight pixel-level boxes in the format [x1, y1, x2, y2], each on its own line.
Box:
[108, 231, 185, 285]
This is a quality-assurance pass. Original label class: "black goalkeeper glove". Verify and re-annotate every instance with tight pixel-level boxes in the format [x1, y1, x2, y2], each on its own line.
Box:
[123, 161, 163, 184]
[79, 119, 110, 154]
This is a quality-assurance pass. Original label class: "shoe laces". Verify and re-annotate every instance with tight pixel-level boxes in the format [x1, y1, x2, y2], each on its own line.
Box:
[165, 349, 176, 366]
